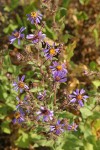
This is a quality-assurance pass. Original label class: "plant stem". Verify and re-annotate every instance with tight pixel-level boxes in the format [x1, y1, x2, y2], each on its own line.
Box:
[54, 82, 57, 105]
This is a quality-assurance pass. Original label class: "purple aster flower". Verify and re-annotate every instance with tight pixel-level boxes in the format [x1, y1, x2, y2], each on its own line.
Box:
[68, 122, 78, 131]
[50, 61, 68, 74]
[69, 89, 89, 107]
[26, 11, 42, 24]
[53, 71, 67, 83]
[13, 75, 29, 93]
[50, 120, 64, 135]
[9, 27, 26, 45]
[43, 43, 60, 60]
[36, 107, 53, 122]
[37, 90, 46, 100]
[26, 31, 45, 44]
[12, 110, 25, 124]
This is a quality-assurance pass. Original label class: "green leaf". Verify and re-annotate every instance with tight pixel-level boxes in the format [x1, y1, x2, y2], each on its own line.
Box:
[63, 134, 83, 150]
[80, 107, 93, 119]
[15, 132, 30, 148]
[89, 61, 97, 70]
[66, 41, 77, 61]
[62, 0, 71, 8]
[3, 24, 18, 33]
[92, 80, 100, 88]
[93, 29, 99, 47]
[0, 105, 8, 119]
[44, 25, 57, 40]
[1, 121, 11, 134]
[77, 11, 88, 21]
[84, 143, 93, 150]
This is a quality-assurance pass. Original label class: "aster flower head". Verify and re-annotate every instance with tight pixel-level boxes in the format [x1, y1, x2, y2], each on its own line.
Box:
[12, 110, 25, 124]
[53, 71, 67, 83]
[37, 90, 46, 100]
[9, 27, 26, 45]
[26, 11, 42, 24]
[43, 43, 60, 60]
[13, 75, 29, 93]
[68, 122, 78, 131]
[26, 31, 45, 44]
[50, 120, 64, 135]
[69, 89, 88, 107]
[36, 107, 53, 122]
[50, 61, 68, 74]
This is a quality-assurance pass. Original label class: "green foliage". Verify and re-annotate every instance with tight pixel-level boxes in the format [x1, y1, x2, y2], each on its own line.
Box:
[77, 11, 88, 21]
[4, 0, 19, 11]
[1, 121, 11, 134]
[80, 107, 93, 119]
[89, 61, 97, 70]
[66, 41, 77, 61]
[3, 23, 18, 34]
[93, 29, 99, 47]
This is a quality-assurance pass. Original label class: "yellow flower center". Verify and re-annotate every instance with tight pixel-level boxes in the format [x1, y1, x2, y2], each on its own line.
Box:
[31, 12, 37, 18]
[18, 81, 25, 88]
[77, 94, 82, 100]
[56, 65, 62, 71]
[14, 112, 20, 119]
[50, 48, 56, 55]
[13, 32, 20, 38]
[71, 125, 75, 130]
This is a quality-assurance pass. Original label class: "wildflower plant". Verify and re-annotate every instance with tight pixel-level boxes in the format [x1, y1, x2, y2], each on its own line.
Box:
[7, 7, 91, 147]
[1, 0, 99, 149]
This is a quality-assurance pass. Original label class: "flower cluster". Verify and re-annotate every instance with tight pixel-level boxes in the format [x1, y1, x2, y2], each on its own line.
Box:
[9, 10, 90, 138]
[50, 61, 68, 83]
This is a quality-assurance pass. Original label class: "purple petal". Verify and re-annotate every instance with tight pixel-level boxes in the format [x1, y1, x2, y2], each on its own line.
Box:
[20, 88, 23, 93]
[83, 95, 88, 99]
[56, 129, 61, 135]
[50, 126, 55, 131]
[69, 94, 76, 98]
[26, 34, 34, 39]
[24, 85, 29, 90]
[19, 27, 26, 32]
[73, 91, 77, 95]
[76, 89, 79, 95]
[13, 82, 17, 86]
[80, 89, 85, 94]
[10, 38, 16, 44]
[78, 100, 84, 107]
[70, 98, 76, 103]
[18, 39, 21, 45]
[21, 75, 25, 81]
